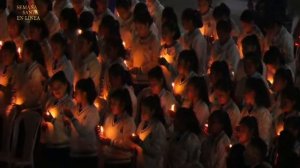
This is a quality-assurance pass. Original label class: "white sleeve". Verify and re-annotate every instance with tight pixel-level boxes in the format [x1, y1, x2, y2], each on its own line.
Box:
[111, 118, 136, 149]
[72, 110, 100, 137]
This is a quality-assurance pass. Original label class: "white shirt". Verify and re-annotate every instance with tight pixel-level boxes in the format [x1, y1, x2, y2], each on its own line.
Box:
[43, 11, 61, 37]
[92, 8, 115, 33]
[182, 99, 210, 126]
[118, 15, 135, 50]
[146, 0, 164, 35]
[49, 55, 74, 86]
[53, 0, 73, 18]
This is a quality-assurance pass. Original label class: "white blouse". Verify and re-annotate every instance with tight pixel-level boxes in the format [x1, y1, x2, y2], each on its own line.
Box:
[49, 55, 75, 86]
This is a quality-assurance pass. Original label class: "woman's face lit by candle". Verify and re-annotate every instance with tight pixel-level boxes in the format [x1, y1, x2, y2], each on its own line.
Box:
[134, 22, 151, 38]
[110, 98, 123, 115]
[149, 78, 163, 95]
[74, 89, 85, 104]
[243, 90, 255, 106]
[214, 89, 230, 106]
[51, 80, 68, 100]
[141, 105, 152, 122]
[161, 26, 174, 45]
[236, 124, 252, 145]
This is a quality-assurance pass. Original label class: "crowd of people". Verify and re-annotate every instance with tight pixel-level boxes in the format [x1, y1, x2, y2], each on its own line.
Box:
[0, 0, 300, 167]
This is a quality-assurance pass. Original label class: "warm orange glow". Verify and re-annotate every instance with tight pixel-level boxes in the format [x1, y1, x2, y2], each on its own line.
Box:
[17, 47, 21, 55]
[14, 96, 24, 105]
[229, 144, 232, 148]
[267, 76, 274, 85]
[77, 29, 82, 35]
[48, 107, 58, 118]
[124, 60, 128, 68]
[0, 41, 3, 48]
[122, 41, 126, 49]
[171, 104, 175, 112]
[276, 123, 284, 136]
[100, 126, 104, 136]
[205, 123, 208, 128]
[132, 133, 136, 137]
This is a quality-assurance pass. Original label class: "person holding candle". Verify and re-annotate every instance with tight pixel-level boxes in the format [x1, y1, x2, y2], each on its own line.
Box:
[197, 0, 216, 40]
[6, 12, 27, 50]
[78, 11, 94, 33]
[145, 0, 164, 35]
[183, 76, 210, 127]
[49, 33, 74, 86]
[173, 50, 198, 103]
[236, 116, 259, 146]
[211, 81, 240, 131]
[165, 108, 203, 168]
[99, 88, 136, 168]
[240, 77, 272, 146]
[130, 95, 167, 168]
[201, 110, 232, 168]
[129, 6, 160, 83]
[181, 8, 208, 75]
[41, 71, 74, 168]
[75, 31, 101, 93]
[64, 78, 99, 168]
[90, 0, 115, 33]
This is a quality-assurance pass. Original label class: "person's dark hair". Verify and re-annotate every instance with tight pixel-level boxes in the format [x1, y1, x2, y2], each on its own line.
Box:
[181, 8, 203, 28]
[79, 11, 94, 30]
[239, 116, 259, 138]
[133, 4, 153, 26]
[100, 15, 121, 39]
[263, 46, 284, 65]
[75, 78, 97, 105]
[244, 52, 263, 75]
[281, 87, 300, 112]
[23, 40, 45, 66]
[108, 63, 133, 86]
[213, 3, 231, 20]
[175, 108, 201, 134]
[241, 35, 262, 59]
[0, 0, 6, 10]
[60, 8, 78, 31]
[162, 7, 178, 24]
[35, 0, 52, 11]
[216, 20, 232, 34]
[248, 137, 268, 162]
[284, 117, 300, 140]
[116, 0, 132, 9]
[7, 11, 25, 32]
[141, 95, 167, 127]
[245, 77, 271, 108]
[210, 61, 232, 85]
[105, 37, 127, 59]
[214, 80, 233, 99]
[110, 88, 133, 116]
[1, 41, 19, 62]
[240, 9, 255, 23]
[277, 130, 298, 168]
[187, 76, 210, 105]
[162, 21, 181, 41]
[178, 50, 199, 73]
[29, 20, 49, 39]
[90, 0, 107, 13]
[79, 31, 99, 55]
[50, 71, 71, 95]
[209, 110, 233, 137]
[50, 32, 70, 59]
[133, 3, 148, 17]
[227, 144, 246, 168]
[274, 68, 294, 88]
[148, 66, 169, 91]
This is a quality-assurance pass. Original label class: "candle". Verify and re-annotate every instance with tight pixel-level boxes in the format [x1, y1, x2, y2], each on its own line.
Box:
[132, 133, 136, 137]
[0, 41, 3, 48]
[48, 107, 58, 118]
[267, 76, 274, 85]
[77, 29, 82, 35]
[170, 104, 175, 112]
[122, 41, 126, 48]
[172, 82, 174, 89]
[204, 123, 208, 128]
[94, 101, 100, 109]
[124, 60, 128, 68]
[276, 123, 284, 136]
[17, 47, 21, 55]
[229, 144, 232, 148]
[14, 96, 24, 105]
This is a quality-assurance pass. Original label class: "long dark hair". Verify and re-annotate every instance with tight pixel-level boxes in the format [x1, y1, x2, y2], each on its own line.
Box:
[50, 32, 70, 59]
[178, 50, 199, 73]
[141, 95, 167, 127]
[245, 77, 271, 108]
[108, 63, 133, 86]
[175, 108, 202, 134]
[182, 8, 203, 28]
[239, 116, 259, 139]
[209, 110, 233, 138]
[50, 71, 71, 95]
[148, 66, 169, 91]
[75, 78, 97, 105]
[23, 40, 45, 67]
[79, 31, 99, 56]
[1, 41, 19, 62]
[110, 88, 133, 116]
[187, 76, 210, 105]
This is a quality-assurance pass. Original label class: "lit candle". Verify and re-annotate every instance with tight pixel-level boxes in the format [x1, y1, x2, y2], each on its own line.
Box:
[170, 104, 175, 112]
[132, 133, 136, 137]
[172, 82, 174, 89]
[204, 123, 208, 128]
[124, 60, 128, 68]
[0, 41, 3, 48]
[48, 107, 58, 118]
[17, 47, 21, 55]
[276, 123, 284, 136]
[267, 76, 274, 85]
[46, 111, 50, 116]
[229, 144, 232, 148]
[77, 29, 82, 35]
[94, 101, 100, 109]
[122, 41, 126, 48]
[14, 96, 24, 105]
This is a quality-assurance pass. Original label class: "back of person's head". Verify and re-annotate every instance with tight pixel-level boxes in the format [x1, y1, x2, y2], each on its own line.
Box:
[274, 68, 294, 88]
[148, 66, 169, 91]
[239, 116, 259, 138]
[178, 50, 199, 73]
[162, 6, 178, 24]
[240, 9, 255, 23]
[109, 63, 132, 86]
[141, 95, 166, 126]
[133, 2, 148, 15]
[187, 76, 209, 105]
[209, 110, 233, 138]
[133, 4, 153, 26]
[241, 35, 261, 58]
[100, 15, 120, 38]
[213, 3, 231, 20]
[116, 0, 132, 9]
[75, 78, 97, 105]
[227, 144, 247, 168]
[216, 20, 232, 34]
[162, 21, 181, 41]
[281, 87, 300, 112]
[60, 8, 78, 31]
[263, 46, 284, 65]
[181, 8, 203, 28]
[50, 71, 71, 95]
[210, 60, 232, 85]
[106, 37, 127, 59]
[244, 52, 263, 75]
[0, 0, 6, 10]
[246, 137, 268, 164]
[175, 108, 201, 134]
[23, 40, 45, 66]
[1, 41, 19, 62]
[245, 77, 271, 108]
[29, 20, 49, 39]
[79, 31, 99, 55]
[79, 11, 94, 30]
[110, 88, 133, 116]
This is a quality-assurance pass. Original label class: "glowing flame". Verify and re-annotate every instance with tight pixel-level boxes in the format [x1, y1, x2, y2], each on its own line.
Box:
[132, 133, 136, 137]
[229, 144, 232, 148]
[122, 41, 126, 48]
[14, 96, 24, 105]
[171, 104, 175, 112]
[0, 41, 3, 48]
[77, 29, 82, 35]
[48, 107, 58, 118]
[205, 123, 208, 128]
[124, 60, 128, 67]
[17, 47, 21, 55]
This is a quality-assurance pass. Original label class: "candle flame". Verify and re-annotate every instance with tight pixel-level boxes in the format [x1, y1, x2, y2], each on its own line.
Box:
[132, 133, 136, 137]
[229, 144, 232, 148]
[267, 76, 274, 85]
[77, 29, 82, 35]
[0, 41, 3, 47]
[48, 107, 58, 118]
[14, 96, 24, 105]
[205, 123, 208, 128]
[171, 104, 175, 111]
[122, 41, 126, 48]
[172, 82, 174, 88]
[124, 60, 128, 67]
[17, 47, 21, 54]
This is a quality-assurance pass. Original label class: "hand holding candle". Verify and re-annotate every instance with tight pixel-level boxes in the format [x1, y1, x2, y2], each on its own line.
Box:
[44, 110, 55, 123]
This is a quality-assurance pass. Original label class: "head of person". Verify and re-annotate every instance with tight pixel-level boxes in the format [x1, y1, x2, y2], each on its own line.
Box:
[71, 0, 85, 16]
[174, 108, 201, 134]
[213, 3, 230, 22]
[35, 0, 52, 17]
[177, 50, 198, 75]
[105, 37, 126, 61]
[263, 46, 284, 75]
[29, 20, 49, 41]
[237, 116, 259, 145]
[50, 32, 68, 60]
[162, 7, 178, 24]
[161, 21, 180, 45]
[116, 0, 132, 20]
[99, 15, 120, 39]
[244, 77, 271, 108]
[187, 76, 209, 105]
[148, 66, 169, 95]
[241, 35, 261, 58]
[273, 68, 294, 93]
[284, 117, 300, 140]
[78, 31, 99, 56]
[22, 40, 45, 66]
[133, 5, 153, 38]
[75, 78, 97, 105]
[108, 63, 132, 90]
[227, 144, 246, 168]
[209, 61, 231, 86]
[90, 0, 108, 15]
[208, 110, 232, 138]
[244, 138, 268, 167]
[59, 8, 78, 32]
[213, 80, 232, 106]
[50, 71, 71, 99]
[216, 20, 232, 43]
[109, 88, 132, 116]
[263, 16, 282, 37]
[240, 10, 255, 33]
[7, 12, 25, 38]
[243, 52, 262, 76]
[280, 87, 300, 114]
[277, 130, 298, 168]
[197, 0, 212, 15]
[79, 11, 94, 30]
[181, 8, 203, 32]
[141, 95, 166, 126]
[0, 41, 19, 66]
